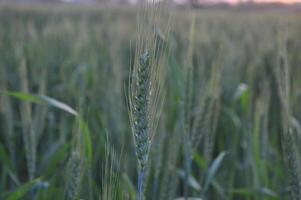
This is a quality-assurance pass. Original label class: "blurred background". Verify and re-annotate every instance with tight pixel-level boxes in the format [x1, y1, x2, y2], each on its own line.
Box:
[0, 0, 301, 199]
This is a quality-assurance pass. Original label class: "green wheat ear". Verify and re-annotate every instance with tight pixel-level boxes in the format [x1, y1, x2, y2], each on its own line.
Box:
[133, 50, 151, 172]
[129, 23, 167, 200]
[129, 50, 153, 200]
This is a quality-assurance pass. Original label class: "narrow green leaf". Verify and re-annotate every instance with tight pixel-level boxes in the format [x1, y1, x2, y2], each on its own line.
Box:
[122, 173, 136, 199]
[177, 169, 202, 191]
[228, 187, 278, 198]
[204, 151, 227, 191]
[1, 91, 93, 164]
[43, 143, 70, 178]
[259, 188, 278, 197]
[39, 95, 78, 116]
[1, 91, 77, 116]
[228, 188, 254, 196]
[78, 117, 93, 163]
[3, 178, 41, 200]
[0, 142, 13, 170]
[193, 152, 206, 170]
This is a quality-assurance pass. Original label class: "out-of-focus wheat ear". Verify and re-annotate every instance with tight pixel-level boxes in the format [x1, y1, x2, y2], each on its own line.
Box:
[0, 64, 15, 168]
[275, 29, 290, 113]
[183, 13, 195, 142]
[101, 137, 123, 200]
[292, 117, 301, 146]
[258, 79, 271, 160]
[65, 106, 86, 200]
[182, 14, 196, 198]
[145, 113, 167, 199]
[253, 78, 271, 187]
[108, 38, 126, 147]
[203, 97, 221, 164]
[34, 65, 47, 142]
[191, 40, 223, 166]
[275, 29, 301, 200]
[64, 151, 84, 200]
[18, 57, 36, 180]
[284, 120, 301, 199]
[202, 53, 223, 164]
[159, 121, 182, 200]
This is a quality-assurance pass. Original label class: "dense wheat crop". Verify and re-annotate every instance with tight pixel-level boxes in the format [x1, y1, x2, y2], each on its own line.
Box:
[0, 4, 301, 200]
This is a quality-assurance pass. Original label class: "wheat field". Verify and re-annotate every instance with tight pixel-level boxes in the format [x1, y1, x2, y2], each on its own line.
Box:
[0, 3, 301, 200]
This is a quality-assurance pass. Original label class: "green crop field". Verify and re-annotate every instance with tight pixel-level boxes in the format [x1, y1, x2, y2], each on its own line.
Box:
[0, 4, 301, 200]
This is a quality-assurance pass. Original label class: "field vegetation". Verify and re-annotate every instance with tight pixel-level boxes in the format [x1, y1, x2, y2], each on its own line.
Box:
[0, 4, 301, 200]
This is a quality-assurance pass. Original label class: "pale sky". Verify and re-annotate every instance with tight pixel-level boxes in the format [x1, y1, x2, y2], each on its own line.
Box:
[254, 0, 300, 3]
[173, 0, 301, 3]
[62, 0, 301, 4]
